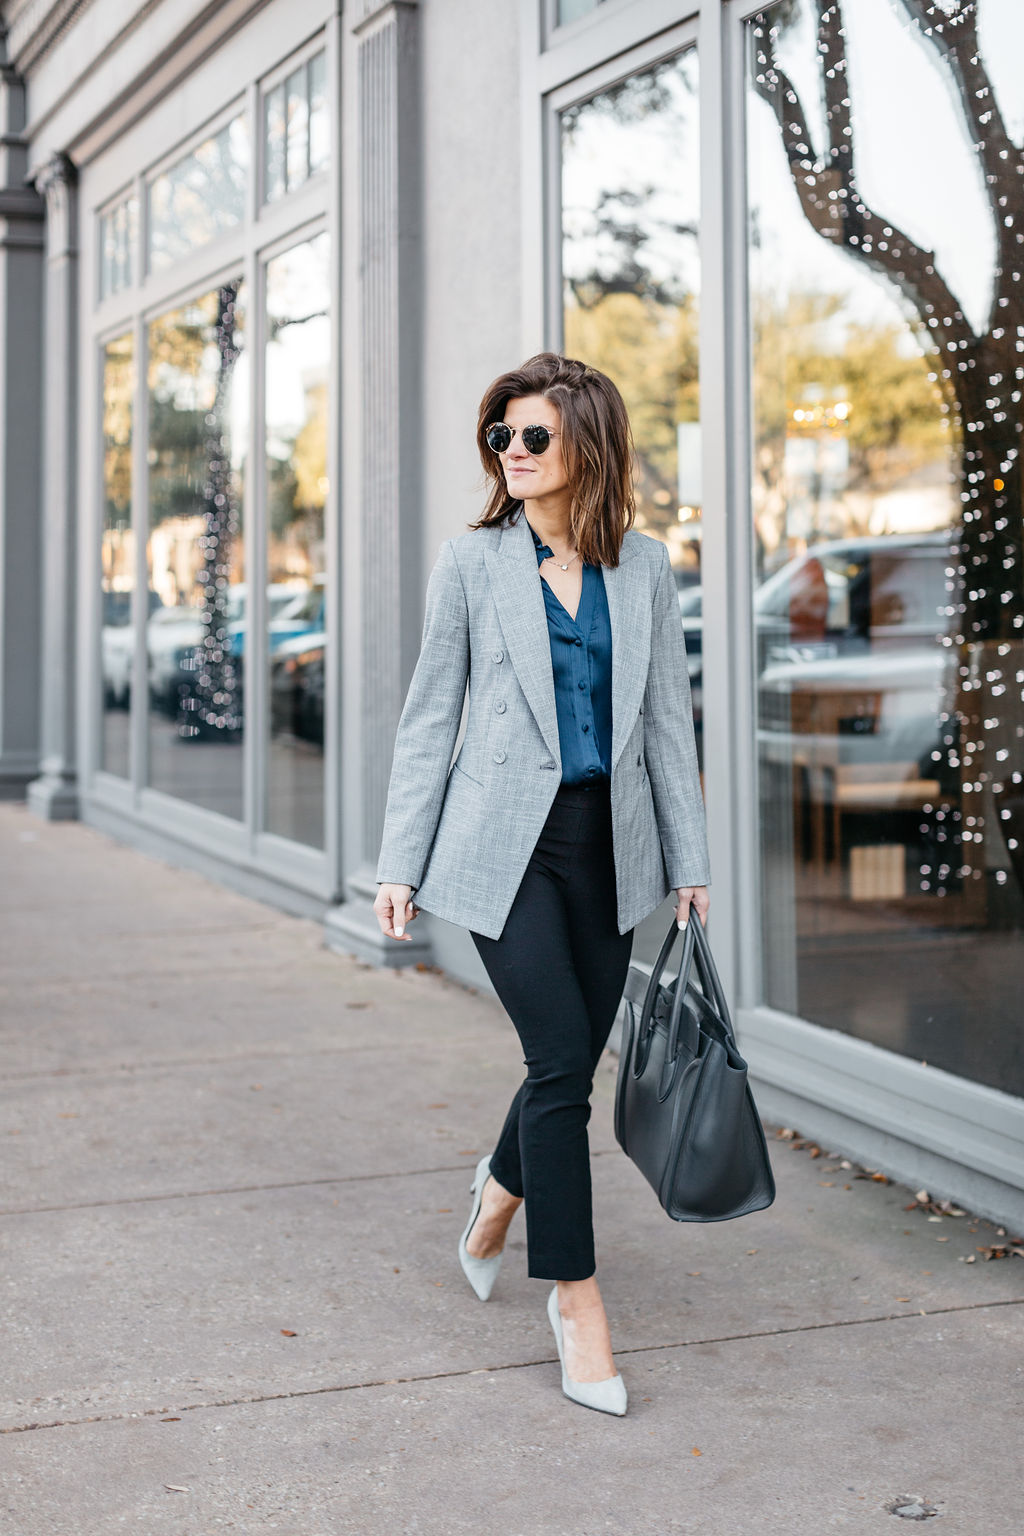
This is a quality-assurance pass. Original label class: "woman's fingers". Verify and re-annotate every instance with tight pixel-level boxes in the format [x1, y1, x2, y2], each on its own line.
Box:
[675, 885, 710, 928]
[373, 884, 416, 940]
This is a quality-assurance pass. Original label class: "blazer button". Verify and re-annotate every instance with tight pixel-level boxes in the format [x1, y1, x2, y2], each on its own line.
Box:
[494, 700, 507, 714]
[492, 650, 504, 663]
[493, 750, 507, 765]
[540, 760, 555, 770]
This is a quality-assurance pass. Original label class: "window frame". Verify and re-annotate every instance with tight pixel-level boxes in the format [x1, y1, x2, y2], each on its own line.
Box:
[80, 14, 341, 903]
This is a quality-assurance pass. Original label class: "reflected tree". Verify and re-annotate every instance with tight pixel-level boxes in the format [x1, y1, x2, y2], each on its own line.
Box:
[178, 282, 244, 740]
[752, 0, 1024, 898]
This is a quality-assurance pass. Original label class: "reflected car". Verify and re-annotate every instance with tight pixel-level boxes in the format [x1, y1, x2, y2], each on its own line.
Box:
[149, 583, 308, 716]
[102, 588, 162, 709]
[676, 531, 952, 768]
[270, 630, 325, 745]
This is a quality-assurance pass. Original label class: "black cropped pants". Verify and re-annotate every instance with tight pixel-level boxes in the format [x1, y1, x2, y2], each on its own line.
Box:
[470, 782, 634, 1281]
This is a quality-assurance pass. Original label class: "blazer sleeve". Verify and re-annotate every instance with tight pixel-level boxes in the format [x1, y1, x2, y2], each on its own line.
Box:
[376, 540, 470, 890]
[643, 542, 711, 890]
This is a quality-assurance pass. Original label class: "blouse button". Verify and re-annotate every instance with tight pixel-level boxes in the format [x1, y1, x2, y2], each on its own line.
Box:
[577, 680, 586, 691]
[494, 700, 506, 714]
[493, 750, 507, 765]
[492, 650, 504, 663]
[573, 638, 582, 648]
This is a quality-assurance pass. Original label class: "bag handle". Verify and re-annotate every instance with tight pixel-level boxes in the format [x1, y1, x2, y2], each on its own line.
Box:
[662, 914, 737, 1061]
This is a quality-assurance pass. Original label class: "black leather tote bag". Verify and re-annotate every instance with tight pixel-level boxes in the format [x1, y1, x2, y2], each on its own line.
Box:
[614, 916, 775, 1222]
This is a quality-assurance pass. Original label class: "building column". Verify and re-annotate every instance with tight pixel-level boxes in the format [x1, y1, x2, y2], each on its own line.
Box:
[0, 53, 44, 799]
[26, 151, 78, 821]
[325, 0, 430, 966]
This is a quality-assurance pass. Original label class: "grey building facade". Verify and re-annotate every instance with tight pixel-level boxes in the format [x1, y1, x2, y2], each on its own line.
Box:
[1, 0, 1022, 1227]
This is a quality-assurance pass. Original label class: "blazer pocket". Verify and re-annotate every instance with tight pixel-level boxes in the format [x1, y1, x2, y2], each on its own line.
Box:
[450, 759, 484, 790]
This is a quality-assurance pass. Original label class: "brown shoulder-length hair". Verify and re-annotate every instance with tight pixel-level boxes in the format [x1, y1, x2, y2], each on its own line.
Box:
[471, 353, 635, 568]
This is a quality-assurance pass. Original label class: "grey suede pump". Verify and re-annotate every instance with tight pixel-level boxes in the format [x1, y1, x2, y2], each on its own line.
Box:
[546, 1286, 627, 1416]
[457, 1154, 503, 1301]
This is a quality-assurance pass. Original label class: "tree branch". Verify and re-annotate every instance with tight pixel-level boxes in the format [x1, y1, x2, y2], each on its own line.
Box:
[751, 11, 977, 353]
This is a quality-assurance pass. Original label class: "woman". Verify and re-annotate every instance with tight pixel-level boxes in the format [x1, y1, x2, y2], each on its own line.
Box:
[374, 353, 710, 1417]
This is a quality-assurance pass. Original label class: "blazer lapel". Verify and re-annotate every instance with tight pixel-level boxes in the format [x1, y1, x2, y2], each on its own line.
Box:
[603, 538, 652, 767]
[484, 515, 561, 764]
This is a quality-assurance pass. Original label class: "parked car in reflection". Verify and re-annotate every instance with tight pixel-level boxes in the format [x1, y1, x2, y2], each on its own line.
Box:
[270, 630, 325, 746]
[676, 531, 952, 768]
[101, 588, 161, 709]
[148, 581, 323, 716]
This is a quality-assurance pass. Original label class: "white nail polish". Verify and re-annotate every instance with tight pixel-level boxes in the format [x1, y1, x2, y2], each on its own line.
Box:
[395, 926, 404, 937]
[677, 918, 687, 930]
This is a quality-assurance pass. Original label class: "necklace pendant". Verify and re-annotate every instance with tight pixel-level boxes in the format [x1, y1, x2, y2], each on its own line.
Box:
[559, 562, 569, 571]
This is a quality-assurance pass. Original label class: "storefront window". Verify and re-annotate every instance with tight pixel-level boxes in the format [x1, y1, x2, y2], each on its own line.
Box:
[146, 282, 248, 818]
[147, 116, 249, 274]
[561, 48, 702, 758]
[100, 333, 134, 778]
[264, 232, 330, 847]
[557, 0, 604, 25]
[262, 49, 329, 205]
[99, 195, 138, 300]
[747, 1, 1024, 1093]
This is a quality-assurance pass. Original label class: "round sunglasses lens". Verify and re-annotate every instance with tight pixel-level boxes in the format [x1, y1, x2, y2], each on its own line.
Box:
[521, 425, 551, 455]
[486, 424, 512, 453]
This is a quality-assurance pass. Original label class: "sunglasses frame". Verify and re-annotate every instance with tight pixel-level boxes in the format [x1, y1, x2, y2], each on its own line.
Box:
[484, 422, 562, 456]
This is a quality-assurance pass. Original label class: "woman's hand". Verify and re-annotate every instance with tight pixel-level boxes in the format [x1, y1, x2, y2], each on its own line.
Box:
[374, 883, 419, 941]
[675, 885, 709, 929]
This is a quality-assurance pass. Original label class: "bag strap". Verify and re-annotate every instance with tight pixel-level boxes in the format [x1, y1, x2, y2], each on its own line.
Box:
[637, 918, 686, 1045]
[659, 914, 739, 1060]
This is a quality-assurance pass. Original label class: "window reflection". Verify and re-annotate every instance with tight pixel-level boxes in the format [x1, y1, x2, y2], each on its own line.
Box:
[561, 48, 702, 756]
[748, 0, 1024, 1094]
[558, 0, 603, 24]
[262, 49, 329, 206]
[264, 233, 330, 847]
[100, 334, 134, 778]
[146, 282, 248, 818]
[147, 116, 249, 274]
[99, 195, 138, 300]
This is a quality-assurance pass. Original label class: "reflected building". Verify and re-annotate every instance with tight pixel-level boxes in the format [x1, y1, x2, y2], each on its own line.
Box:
[0, 0, 1020, 1228]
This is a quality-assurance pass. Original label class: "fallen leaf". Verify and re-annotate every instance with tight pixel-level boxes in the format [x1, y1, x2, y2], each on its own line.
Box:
[746, 1248, 758, 1255]
[687, 1271, 701, 1277]
[161, 1417, 181, 1423]
[427, 1103, 449, 1109]
[250, 1084, 263, 1092]
[895, 1297, 911, 1303]
[345, 1001, 371, 1009]
[280, 1329, 297, 1337]
[691, 1447, 702, 1457]
[819, 1181, 835, 1187]
[164, 1485, 189, 1493]
[437, 1208, 452, 1214]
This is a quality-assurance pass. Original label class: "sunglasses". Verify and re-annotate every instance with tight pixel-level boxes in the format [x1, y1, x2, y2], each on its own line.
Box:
[485, 422, 561, 456]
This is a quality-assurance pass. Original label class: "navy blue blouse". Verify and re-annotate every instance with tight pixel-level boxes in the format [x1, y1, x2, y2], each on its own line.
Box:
[529, 522, 613, 786]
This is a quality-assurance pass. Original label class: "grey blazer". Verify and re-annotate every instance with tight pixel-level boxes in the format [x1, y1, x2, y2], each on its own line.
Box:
[376, 511, 710, 940]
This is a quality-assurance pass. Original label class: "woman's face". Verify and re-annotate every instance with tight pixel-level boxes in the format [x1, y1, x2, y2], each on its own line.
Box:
[498, 395, 569, 504]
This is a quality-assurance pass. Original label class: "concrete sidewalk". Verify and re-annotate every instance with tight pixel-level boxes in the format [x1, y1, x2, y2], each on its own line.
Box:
[1, 802, 1021, 1535]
